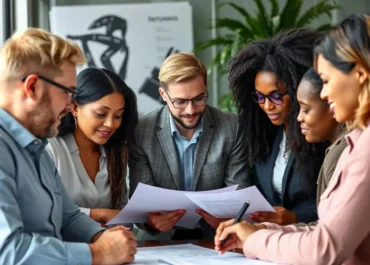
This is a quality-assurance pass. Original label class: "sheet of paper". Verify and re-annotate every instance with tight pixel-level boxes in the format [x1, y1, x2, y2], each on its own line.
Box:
[130, 244, 240, 265]
[185, 186, 275, 219]
[107, 183, 238, 228]
[127, 256, 159, 265]
[129, 244, 286, 265]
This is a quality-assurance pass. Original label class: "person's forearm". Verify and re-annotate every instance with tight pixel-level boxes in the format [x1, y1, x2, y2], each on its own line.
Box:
[90, 208, 120, 223]
[90, 209, 100, 222]
[0, 232, 92, 265]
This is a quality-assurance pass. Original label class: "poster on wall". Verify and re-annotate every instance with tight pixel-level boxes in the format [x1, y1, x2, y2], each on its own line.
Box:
[50, 2, 193, 114]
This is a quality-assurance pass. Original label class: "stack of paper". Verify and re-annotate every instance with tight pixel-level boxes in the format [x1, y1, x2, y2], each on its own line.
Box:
[107, 183, 274, 228]
[129, 244, 287, 265]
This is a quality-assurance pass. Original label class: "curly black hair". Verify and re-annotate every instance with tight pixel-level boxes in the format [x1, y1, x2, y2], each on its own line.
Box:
[58, 68, 138, 209]
[229, 28, 328, 193]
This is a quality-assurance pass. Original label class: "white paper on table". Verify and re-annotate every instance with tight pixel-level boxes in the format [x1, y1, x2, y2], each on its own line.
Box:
[184, 186, 275, 219]
[107, 183, 238, 228]
[130, 244, 240, 265]
[128, 244, 286, 265]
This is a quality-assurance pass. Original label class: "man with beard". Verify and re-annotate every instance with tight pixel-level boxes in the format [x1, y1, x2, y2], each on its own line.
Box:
[129, 52, 250, 240]
[0, 28, 137, 265]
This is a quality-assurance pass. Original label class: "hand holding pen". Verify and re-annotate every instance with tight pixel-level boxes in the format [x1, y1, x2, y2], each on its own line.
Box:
[214, 201, 267, 254]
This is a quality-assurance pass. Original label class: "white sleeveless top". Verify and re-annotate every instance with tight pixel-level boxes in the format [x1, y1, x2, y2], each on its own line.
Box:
[272, 132, 290, 195]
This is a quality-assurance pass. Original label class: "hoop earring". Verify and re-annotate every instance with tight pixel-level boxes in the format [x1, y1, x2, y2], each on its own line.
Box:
[74, 116, 77, 126]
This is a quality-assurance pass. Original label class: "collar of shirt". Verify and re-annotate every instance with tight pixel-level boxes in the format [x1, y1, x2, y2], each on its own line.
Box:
[345, 124, 370, 152]
[63, 133, 107, 158]
[326, 129, 347, 155]
[0, 108, 47, 153]
[169, 114, 204, 142]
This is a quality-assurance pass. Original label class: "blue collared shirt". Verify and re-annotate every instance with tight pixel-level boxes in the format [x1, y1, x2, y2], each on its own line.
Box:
[170, 115, 203, 191]
[0, 108, 104, 265]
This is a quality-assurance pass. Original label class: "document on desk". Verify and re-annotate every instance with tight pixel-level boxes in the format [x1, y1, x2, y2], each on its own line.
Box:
[185, 186, 275, 219]
[107, 183, 238, 228]
[129, 244, 286, 265]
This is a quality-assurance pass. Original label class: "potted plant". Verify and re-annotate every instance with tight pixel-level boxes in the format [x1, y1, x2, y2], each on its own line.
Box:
[196, 0, 340, 112]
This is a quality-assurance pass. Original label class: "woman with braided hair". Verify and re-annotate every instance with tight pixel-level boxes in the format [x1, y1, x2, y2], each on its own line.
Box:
[229, 28, 328, 225]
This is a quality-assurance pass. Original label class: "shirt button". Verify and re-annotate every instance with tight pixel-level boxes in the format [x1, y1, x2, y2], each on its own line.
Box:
[33, 140, 39, 145]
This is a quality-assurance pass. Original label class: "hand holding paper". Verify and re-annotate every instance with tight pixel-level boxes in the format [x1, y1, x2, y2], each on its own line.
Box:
[107, 184, 274, 229]
[107, 183, 239, 228]
[147, 210, 186, 232]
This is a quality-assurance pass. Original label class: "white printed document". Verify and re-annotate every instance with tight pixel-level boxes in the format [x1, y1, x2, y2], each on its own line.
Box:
[129, 244, 286, 265]
[108, 184, 274, 229]
[185, 186, 275, 219]
[107, 183, 238, 228]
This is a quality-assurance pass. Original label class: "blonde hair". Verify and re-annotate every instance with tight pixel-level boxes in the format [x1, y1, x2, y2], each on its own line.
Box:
[314, 14, 370, 130]
[0, 28, 85, 81]
[158, 52, 207, 89]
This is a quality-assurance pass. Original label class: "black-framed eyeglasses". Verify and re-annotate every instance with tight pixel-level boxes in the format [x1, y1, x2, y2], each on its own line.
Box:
[164, 90, 208, 109]
[21, 75, 77, 103]
[252, 90, 288, 105]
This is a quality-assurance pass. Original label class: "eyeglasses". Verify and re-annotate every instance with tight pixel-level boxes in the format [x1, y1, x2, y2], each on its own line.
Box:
[164, 90, 208, 109]
[21, 75, 77, 103]
[252, 90, 288, 105]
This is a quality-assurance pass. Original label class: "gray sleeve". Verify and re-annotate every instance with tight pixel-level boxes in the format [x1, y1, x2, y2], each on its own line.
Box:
[223, 119, 251, 189]
[0, 168, 94, 265]
[57, 168, 105, 243]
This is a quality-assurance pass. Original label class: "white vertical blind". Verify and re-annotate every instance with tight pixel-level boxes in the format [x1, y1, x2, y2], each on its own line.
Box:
[0, 0, 4, 44]
[14, 0, 32, 31]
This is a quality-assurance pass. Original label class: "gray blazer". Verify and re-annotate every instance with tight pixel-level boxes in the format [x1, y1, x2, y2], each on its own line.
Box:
[128, 105, 251, 239]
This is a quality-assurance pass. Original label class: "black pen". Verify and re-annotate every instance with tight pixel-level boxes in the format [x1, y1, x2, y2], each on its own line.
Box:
[220, 200, 250, 247]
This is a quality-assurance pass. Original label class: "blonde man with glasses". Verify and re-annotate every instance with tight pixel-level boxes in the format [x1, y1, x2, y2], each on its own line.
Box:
[129, 52, 251, 240]
[0, 28, 136, 265]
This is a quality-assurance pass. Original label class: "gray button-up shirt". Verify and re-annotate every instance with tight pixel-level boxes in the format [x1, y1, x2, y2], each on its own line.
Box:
[0, 108, 104, 265]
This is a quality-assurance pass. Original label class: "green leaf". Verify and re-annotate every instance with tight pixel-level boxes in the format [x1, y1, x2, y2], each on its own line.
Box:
[230, 33, 242, 57]
[220, 45, 232, 65]
[269, 0, 279, 17]
[213, 18, 251, 35]
[194, 37, 233, 52]
[230, 32, 252, 58]
[316, 23, 334, 32]
[208, 48, 232, 76]
[271, 15, 281, 35]
[253, 0, 271, 35]
[296, 0, 340, 28]
[222, 1, 268, 39]
[279, 0, 303, 29]
[218, 69, 229, 78]
[245, 16, 269, 39]
[221, 2, 252, 20]
[219, 92, 237, 112]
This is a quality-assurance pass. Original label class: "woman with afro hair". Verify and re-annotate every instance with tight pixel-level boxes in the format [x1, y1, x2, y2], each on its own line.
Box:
[229, 28, 328, 225]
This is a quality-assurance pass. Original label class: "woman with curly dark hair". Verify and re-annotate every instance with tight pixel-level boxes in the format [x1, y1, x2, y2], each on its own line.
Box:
[46, 68, 138, 225]
[215, 13, 370, 265]
[229, 28, 328, 225]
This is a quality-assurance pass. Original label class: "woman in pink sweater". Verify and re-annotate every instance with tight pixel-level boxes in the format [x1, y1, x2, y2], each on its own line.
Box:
[215, 13, 370, 265]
